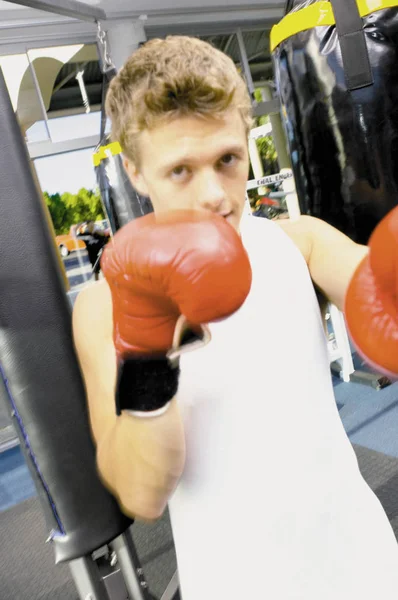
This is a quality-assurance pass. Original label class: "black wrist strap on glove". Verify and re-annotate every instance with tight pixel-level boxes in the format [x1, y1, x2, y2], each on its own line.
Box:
[115, 319, 211, 417]
[116, 357, 180, 416]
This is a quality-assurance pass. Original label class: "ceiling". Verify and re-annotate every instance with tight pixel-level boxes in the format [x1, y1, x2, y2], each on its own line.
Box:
[0, 0, 285, 116]
[0, 0, 284, 13]
[0, 1, 285, 41]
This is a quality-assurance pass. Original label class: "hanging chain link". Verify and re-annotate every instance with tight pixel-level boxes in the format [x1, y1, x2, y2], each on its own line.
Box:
[97, 20, 114, 70]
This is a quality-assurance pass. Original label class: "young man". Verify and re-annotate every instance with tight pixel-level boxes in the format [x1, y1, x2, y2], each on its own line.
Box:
[73, 36, 398, 599]
[76, 221, 109, 281]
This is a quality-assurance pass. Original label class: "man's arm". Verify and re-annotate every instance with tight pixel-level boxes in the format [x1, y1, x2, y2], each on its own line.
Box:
[72, 281, 186, 521]
[278, 216, 369, 311]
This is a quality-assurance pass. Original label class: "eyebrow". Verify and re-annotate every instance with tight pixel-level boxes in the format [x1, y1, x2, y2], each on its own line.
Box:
[159, 144, 246, 173]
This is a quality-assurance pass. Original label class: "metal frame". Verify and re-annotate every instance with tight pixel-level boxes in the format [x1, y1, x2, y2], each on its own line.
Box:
[327, 304, 355, 383]
[252, 98, 280, 117]
[27, 50, 52, 140]
[28, 134, 100, 159]
[4, 0, 106, 23]
[111, 533, 149, 600]
[69, 556, 110, 600]
[236, 28, 255, 97]
[0, 7, 282, 55]
[1, 2, 283, 30]
[160, 571, 180, 600]
[67, 532, 180, 600]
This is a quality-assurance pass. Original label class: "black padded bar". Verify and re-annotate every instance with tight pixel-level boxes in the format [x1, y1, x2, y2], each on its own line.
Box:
[0, 68, 131, 563]
[331, 0, 373, 90]
[4, 0, 106, 22]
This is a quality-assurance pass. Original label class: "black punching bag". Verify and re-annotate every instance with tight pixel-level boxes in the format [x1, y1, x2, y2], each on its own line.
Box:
[272, 0, 398, 243]
[94, 137, 153, 234]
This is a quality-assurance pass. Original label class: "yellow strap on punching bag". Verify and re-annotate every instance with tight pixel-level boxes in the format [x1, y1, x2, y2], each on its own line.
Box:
[271, 0, 398, 52]
[93, 141, 123, 167]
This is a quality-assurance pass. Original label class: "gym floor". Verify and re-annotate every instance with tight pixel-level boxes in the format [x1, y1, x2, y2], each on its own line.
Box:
[1, 366, 398, 600]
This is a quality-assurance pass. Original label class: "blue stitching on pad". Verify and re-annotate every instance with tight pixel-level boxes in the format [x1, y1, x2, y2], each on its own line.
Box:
[0, 362, 66, 536]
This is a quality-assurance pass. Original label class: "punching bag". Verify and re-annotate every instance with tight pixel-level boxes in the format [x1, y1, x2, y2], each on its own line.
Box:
[94, 136, 153, 235]
[272, 0, 398, 243]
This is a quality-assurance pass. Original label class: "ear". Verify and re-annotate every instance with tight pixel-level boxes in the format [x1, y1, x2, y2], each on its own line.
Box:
[123, 158, 149, 197]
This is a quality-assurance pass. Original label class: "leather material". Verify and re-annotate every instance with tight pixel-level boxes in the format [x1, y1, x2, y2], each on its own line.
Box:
[0, 69, 131, 564]
[94, 134, 153, 234]
[345, 206, 398, 377]
[101, 211, 253, 359]
[273, 3, 398, 243]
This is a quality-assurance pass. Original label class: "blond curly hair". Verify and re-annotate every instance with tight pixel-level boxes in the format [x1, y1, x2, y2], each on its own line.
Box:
[105, 36, 253, 164]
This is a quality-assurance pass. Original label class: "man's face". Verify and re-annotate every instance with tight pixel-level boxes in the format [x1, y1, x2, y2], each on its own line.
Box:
[125, 109, 250, 232]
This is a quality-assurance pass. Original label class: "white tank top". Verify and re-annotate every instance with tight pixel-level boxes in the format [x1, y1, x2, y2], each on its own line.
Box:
[169, 215, 398, 599]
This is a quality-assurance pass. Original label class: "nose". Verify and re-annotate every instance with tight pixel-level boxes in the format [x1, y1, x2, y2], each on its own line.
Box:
[195, 170, 226, 212]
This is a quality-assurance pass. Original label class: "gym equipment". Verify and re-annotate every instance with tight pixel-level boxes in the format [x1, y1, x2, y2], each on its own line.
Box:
[93, 139, 153, 234]
[4, 0, 106, 22]
[0, 61, 178, 600]
[0, 378, 19, 453]
[272, 0, 398, 244]
[94, 22, 153, 236]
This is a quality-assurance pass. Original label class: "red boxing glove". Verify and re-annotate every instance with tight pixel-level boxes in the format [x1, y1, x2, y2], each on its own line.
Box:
[101, 210, 252, 361]
[345, 206, 398, 378]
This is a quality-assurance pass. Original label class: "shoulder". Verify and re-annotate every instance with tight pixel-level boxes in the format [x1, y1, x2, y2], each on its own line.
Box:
[73, 279, 113, 345]
[275, 216, 314, 264]
[241, 214, 309, 258]
[244, 214, 313, 263]
[276, 215, 312, 235]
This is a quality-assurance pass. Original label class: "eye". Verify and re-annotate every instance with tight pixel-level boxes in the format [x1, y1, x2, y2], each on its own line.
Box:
[170, 166, 189, 180]
[219, 153, 237, 167]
